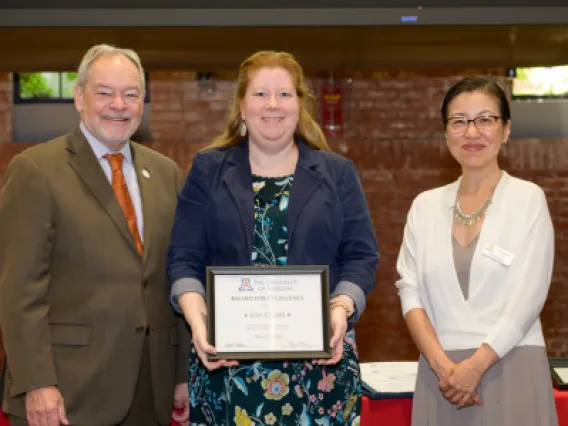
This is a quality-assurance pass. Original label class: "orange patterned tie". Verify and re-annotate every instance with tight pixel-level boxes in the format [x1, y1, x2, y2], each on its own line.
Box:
[104, 153, 144, 256]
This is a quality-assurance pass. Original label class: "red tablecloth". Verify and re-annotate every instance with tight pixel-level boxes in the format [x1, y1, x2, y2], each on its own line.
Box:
[360, 394, 412, 426]
[557, 389, 568, 426]
[2, 389, 567, 426]
[358, 389, 568, 426]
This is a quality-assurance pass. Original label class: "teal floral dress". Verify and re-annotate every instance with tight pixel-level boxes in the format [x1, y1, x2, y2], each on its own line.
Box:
[188, 174, 362, 426]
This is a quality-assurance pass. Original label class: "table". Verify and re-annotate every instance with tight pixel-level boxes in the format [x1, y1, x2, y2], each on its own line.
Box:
[359, 389, 568, 426]
[361, 395, 412, 426]
[557, 389, 568, 426]
[2, 389, 567, 425]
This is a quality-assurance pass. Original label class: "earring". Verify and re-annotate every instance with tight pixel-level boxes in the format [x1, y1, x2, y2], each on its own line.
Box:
[239, 121, 247, 137]
[502, 140, 508, 156]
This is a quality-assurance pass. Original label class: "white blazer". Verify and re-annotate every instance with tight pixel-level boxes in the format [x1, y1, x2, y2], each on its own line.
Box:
[396, 171, 554, 358]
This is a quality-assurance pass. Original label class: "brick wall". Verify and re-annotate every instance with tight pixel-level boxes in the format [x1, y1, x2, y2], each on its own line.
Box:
[0, 73, 12, 144]
[0, 72, 11, 360]
[146, 70, 568, 362]
[0, 70, 567, 364]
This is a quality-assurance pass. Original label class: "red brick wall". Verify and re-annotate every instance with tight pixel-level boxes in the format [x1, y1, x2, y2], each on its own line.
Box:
[0, 73, 12, 144]
[0, 72, 11, 360]
[0, 70, 567, 364]
[146, 70, 568, 361]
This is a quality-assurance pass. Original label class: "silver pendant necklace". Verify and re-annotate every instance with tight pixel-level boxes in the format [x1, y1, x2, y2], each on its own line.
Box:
[453, 171, 502, 226]
[453, 192, 492, 226]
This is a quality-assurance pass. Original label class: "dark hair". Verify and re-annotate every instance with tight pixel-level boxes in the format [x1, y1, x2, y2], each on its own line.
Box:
[441, 76, 511, 128]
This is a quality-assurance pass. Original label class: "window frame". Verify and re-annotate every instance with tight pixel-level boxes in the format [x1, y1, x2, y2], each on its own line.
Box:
[509, 66, 568, 100]
[13, 72, 151, 104]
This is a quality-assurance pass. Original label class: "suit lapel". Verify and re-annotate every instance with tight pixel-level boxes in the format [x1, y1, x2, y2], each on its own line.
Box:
[222, 142, 255, 256]
[287, 141, 323, 242]
[220, 140, 323, 259]
[131, 143, 154, 261]
[66, 128, 140, 258]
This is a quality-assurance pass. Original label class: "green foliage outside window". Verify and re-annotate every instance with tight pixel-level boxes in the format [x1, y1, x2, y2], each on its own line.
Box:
[62, 72, 78, 98]
[513, 66, 568, 97]
[19, 72, 56, 98]
[18, 72, 78, 99]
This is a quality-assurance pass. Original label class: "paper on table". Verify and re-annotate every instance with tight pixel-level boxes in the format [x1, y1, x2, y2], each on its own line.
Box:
[360, 361, 418, 393]
[554, 367, 568, 383]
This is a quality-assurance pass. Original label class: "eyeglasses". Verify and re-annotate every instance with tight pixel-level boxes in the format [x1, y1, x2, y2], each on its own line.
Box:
[85, 85, 143, 105]
[445, 115, 502, 134]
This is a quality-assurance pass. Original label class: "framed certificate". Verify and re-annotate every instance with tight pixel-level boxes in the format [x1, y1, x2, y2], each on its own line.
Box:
[549, 358, 568, 390]
[206, 265, 331, 360]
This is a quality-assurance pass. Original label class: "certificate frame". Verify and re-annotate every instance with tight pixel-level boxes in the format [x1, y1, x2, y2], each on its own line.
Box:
[206, 265, 331, 361]
[549, 358, 568, 390]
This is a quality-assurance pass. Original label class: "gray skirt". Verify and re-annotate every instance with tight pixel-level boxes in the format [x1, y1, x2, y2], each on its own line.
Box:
[412, 346, 558, 426]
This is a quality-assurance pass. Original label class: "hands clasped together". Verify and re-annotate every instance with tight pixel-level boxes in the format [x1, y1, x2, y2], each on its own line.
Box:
[436, 357, 485, 409]
[434, 344, 498, 410]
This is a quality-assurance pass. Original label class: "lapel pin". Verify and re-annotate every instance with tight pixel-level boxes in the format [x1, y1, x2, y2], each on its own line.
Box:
[142, 169, 150, 179]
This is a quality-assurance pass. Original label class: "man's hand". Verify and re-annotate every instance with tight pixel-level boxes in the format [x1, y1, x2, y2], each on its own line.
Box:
[172, 382, 189, 426]
[26, 386, 69, 426]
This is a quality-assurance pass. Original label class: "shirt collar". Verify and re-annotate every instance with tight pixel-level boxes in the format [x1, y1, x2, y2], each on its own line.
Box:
[80, 121, 133, 164]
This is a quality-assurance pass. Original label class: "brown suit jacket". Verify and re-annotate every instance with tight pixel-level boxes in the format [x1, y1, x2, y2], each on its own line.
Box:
[0, 128, 190, 425]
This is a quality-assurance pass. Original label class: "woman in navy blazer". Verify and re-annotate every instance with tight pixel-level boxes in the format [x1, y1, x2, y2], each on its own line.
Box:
[168, 51, 378, 425]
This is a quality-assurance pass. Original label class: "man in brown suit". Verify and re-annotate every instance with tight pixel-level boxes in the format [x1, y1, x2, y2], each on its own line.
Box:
[0, 44, 190, 426]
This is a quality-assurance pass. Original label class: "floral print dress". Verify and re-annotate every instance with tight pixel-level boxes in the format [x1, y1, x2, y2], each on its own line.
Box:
[188, 174, 362, 426]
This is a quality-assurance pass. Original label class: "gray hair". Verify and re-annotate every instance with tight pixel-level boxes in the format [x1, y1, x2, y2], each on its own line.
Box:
[76, 44, 145, 91]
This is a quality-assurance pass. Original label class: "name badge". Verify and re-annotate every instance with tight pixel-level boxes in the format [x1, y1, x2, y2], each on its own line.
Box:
[482, 243, 514, 266]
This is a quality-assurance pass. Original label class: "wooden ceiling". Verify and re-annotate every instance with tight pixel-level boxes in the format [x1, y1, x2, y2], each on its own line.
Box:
[1, 26, 568, 71]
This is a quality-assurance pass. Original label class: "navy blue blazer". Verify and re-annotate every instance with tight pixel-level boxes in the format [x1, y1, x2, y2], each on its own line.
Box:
[168, 139, 379, 321]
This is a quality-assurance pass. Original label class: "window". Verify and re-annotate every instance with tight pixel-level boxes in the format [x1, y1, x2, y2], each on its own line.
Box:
[510, 66, 568, 99]
[14, 72, 77, 103]
[13, 72, 150, 103]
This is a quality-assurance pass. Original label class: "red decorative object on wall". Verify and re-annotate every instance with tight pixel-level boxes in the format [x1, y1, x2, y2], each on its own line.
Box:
[321, 80, 343, 137]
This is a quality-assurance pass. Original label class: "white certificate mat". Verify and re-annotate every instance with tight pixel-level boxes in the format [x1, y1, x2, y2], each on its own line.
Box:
[360, 361, 418, 394]
[213, 273, 325, 355]
[554, 367, 568, 383]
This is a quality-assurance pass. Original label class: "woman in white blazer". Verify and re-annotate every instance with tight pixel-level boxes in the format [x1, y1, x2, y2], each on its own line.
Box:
[396, 76, 558, 426]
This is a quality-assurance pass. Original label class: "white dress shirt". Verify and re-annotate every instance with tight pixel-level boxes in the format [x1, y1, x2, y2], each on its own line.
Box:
[80, 122, 144, 241]
[396, 171, 554, 358]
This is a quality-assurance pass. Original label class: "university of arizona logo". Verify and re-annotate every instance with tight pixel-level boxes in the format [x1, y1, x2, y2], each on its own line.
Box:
[239, 278, 254, 291]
